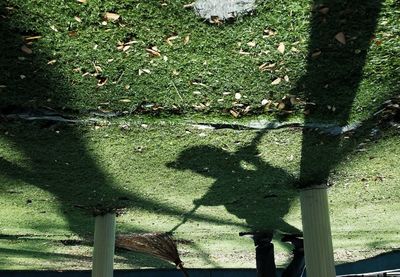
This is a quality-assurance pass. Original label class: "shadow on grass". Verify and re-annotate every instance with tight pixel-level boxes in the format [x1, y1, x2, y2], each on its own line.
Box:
[295, 0, 385, 186]
[168, 129, 300, 234]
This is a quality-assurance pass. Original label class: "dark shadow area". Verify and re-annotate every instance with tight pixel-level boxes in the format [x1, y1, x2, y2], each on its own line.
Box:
[335, 250, 400, 276]
[169, 129, 301, 234]
[295, 0, 385, 186]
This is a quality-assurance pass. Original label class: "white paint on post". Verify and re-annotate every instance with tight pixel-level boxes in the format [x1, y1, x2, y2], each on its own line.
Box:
[92, 213, 116, 277]
[300, 187, 336, 277]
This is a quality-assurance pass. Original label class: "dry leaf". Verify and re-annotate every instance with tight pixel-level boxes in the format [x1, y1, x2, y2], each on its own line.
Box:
[97, 77, 108, 87]
[21, 45, 32, 54]
[183, 2, 195, 8]
[119, 99, 131, 103]
[24, 35, 42, 41]
[77, 0, 87, 3]
[172, 69, 179, 76]
[263, 28, 276, 37]
[235, 93, 242, 100]
[184, 35, 190, 45]
[146, 47, 161, 57]
[311, 50, 322, 58]
[259, 63, 276, 72]
[247, 41, 256, 47]
[104, 12, 120, 22]
[284, 75, 289, 82]
[47, 59, 57, 65]
[334, 32, 346, 44]
[138, 69, 151, 75]
[261, 99, 270, 106]
[271, 77, 282, 85]
[277, 42, 285, 54]
[74, 16, 82, 22]
[277, 102, 285, 110]
[239, 49, 251, 55]
[319, 7, 329, 14]
[230, 110, 239, 118]
[166, 35, 179, 46]
[122, 45, 131, 52]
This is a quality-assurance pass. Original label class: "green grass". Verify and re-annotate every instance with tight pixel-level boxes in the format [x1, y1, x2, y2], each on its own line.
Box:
[0, 0, 399, 270]
[0, 0, 399, 122]
[0, 120, 399, 269]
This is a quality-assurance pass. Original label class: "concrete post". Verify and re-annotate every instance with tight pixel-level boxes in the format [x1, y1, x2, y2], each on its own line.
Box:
[92, 213, 116, 277]
[300, 186, 336, 277]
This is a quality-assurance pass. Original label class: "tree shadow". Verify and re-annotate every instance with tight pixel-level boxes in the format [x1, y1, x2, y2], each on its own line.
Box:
[295, 0, 384, 186]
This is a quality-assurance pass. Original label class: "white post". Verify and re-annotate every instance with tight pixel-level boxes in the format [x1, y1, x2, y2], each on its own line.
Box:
[92, 213, 116, 277]
[300, 186, 336, 277]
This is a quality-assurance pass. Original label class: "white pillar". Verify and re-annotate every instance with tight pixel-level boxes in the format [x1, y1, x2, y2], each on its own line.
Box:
[300, 186, 336, 277]
[92, 213, 116, 277]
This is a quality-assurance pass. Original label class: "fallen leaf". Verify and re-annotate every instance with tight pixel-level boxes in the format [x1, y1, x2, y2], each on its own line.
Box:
[146, 47, 161, 57]
[230, 110, 239, 118]
[172, 69, 179, 76]
[77, 0, 87, 3]
[261, 99, 270, 106]
[97, 77, 108, 87]
[21, 45, 32, 54]
[247, 41, 256, 47]
[74, 16, 82, 22]
[166, 35, 179, 46]
[183, 2, 195, 8]
[277, 42, 285, 54]
[284, 75, 289, 82]
[122, 45, 131, 52]
[24, 35, 42, 41]
[104, 12, 120, 22]
[263, 28, 276, 37]
[334, 32, 346, 44]
[47, 59, 57, 65]
[138, 69, 151, 75]
[119, 99, 131, 103]
[259, 63, 276, 71]
[277, 102, 285, 110]
[235, 93, 242, 100]
[319, 7, 329, 14]
[184, 35, 190, 45]
[239, 49, 251, 55]
[311, 50, 322, 58]
[271, 77, 282, 85]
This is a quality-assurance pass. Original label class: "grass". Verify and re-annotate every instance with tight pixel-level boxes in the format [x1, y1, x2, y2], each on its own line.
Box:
[0, 0, 399, 122]
[0, 120, 399, 269]
[0, 0, 399, 271]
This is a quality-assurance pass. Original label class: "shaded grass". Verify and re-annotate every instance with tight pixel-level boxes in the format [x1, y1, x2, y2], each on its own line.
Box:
[0, 0, 399, 122]
[0, 121, 399, 269]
